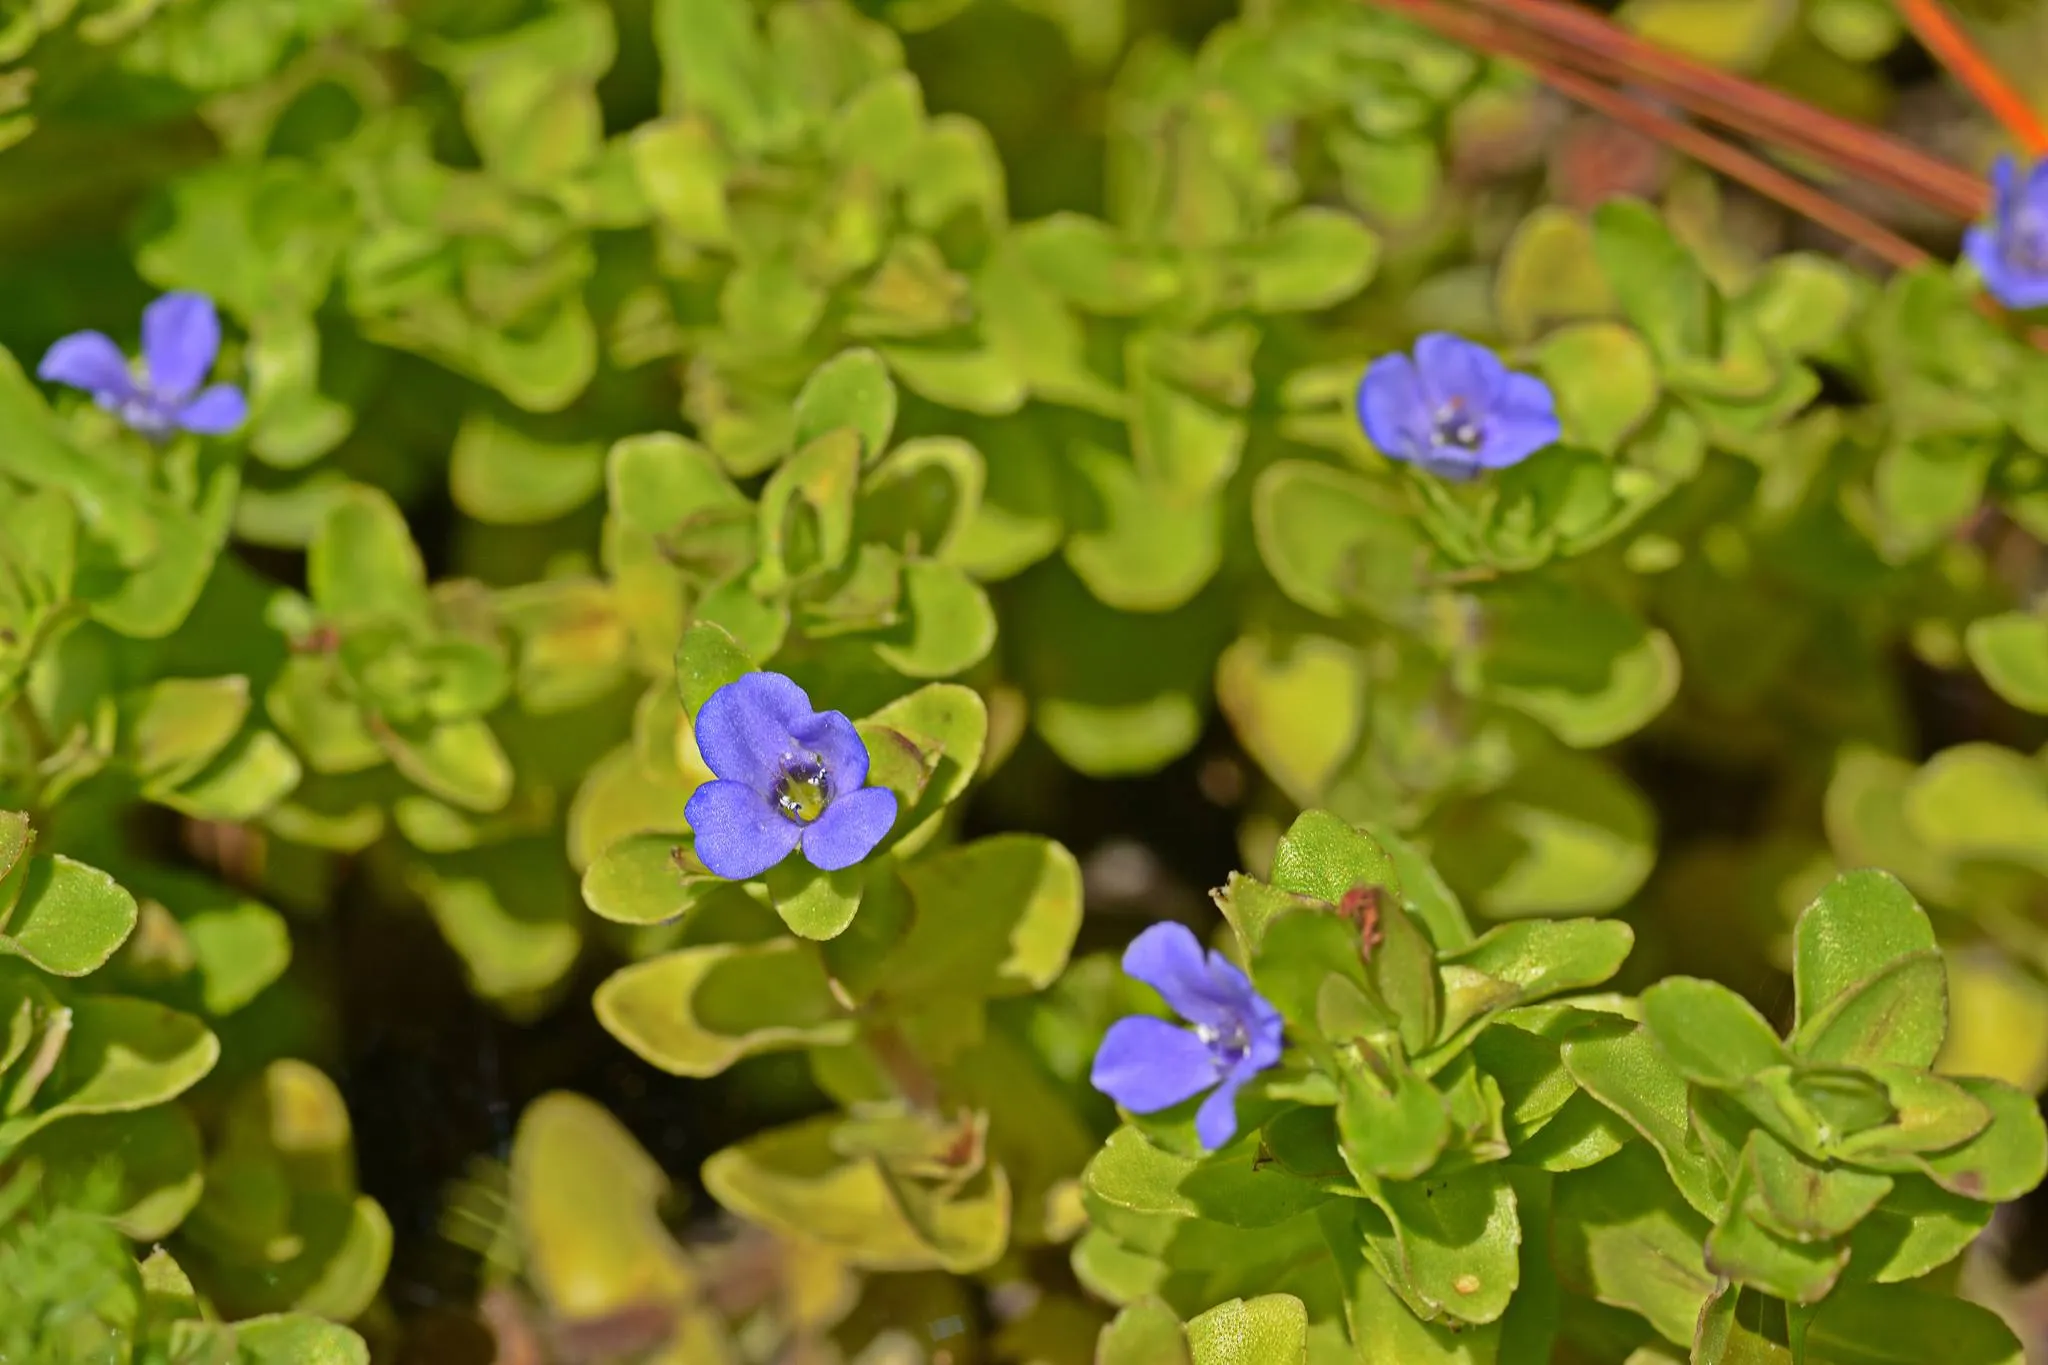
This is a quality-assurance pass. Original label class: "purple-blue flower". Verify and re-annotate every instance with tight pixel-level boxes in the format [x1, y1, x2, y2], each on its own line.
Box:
[37, 292, 247, 439]
[684, 672, 899, 881]
[1964, 155, 2048, 311]
[1356, 332, 1559, 481]
[1090, 922, 1284, 1151]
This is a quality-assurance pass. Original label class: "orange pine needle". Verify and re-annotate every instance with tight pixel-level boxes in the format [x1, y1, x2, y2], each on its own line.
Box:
[1894, 0, 2048, 158]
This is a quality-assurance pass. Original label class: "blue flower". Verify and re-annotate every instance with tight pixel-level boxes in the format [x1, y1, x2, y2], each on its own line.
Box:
[1356, 332, 1559, 480]
[37, 292, 247, 439]
[1090, 922, 1284, 1151]
[684, 672, 899, 880]
[1965, 155, 2048, 311]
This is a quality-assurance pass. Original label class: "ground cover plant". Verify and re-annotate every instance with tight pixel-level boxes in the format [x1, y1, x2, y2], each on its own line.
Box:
[11, 0, 2048, 1361]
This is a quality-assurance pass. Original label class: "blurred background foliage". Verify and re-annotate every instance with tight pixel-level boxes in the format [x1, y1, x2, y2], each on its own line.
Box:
[9, 0, 2048, 1359]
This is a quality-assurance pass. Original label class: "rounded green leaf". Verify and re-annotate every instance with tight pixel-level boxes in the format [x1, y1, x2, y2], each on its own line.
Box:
[869, 560, 997, 678]
[594, 939, 855, 1076]
[1965, 612, 2048, 714]
[1790, 870, 1945, 1069]
[1252, 460, 1427, 621]
[1641, 977, 1790, 1087]
[511, 1091, 694, 1318]
[1216, 634, 1366, 808]
[795, 348, 899, 463]
[1185, 1294, 1308, 1365]
[1537, 323, 1659, 455]
[581, 832, 717, 925]
[1429, 752, 1655, 919]
[884, 835, 1083, 998]
[2, 856, 140, 978]
[1064, 440, 1223, 613]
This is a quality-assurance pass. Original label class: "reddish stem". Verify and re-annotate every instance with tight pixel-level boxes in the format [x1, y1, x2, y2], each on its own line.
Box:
[1460, 0, 1988, 219]
[1372, 0, 1932, 269]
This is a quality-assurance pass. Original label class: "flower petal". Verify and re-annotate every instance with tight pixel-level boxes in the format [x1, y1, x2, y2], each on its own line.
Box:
[1246, 993, 1286, 1072]
[175, 384, 248, 435]
[1993, 155, 2019, 224]
[693, 671, 815, 790]
[799, 784, 897, 871]
[1121, 922, 1238, 1029]
[1476, 372, 1561, 469]
[684, 778, 802, 880]
[1090, 1016, 1224, 1114]
[1413, 332, 1507, 411]
[1969, 225, 2048, 310]
[791, 707, 870, 791]
[37, 331, 135, 400]
[1356, 352, 1428, 461]
[142, 292, 222, 403]
[1193, 1074, 1247, 1150]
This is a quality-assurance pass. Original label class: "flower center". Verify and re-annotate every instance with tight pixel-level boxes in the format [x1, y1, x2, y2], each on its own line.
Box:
[2011, 209, 2048, 272]
[1195, 1020, 1251, 1067]
[1430, 399, 1484, 454]
[774, 755, 831, 824]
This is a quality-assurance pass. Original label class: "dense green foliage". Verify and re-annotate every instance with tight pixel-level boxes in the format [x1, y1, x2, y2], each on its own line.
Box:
[7, 0, 2048, 1361]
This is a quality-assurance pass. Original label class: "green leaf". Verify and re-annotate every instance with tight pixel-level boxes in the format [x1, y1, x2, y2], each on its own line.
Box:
[1640, 977, 1789, 1087]
[307, 487, 428, 624]
[0, 985, 219, 1149]
[1537, 323, 1659, 455]
[594, 940, 855, 1077]
[512, 1091, 694, 1318]
[871, 333, 1024, 408]
[674, 620, 756, 721]
[1909, 1075, 2048, 1203]
[120, 677, 252, 790]
[378, 718, 514, 814]
[1, 856, 140, 978]
[884, 835, 1083, 997]
[1494, 207, 1614, 341]
[754, 430, 862, 592]
[16, 1104, 204, 1240]
[1472, 581, 1680, 749]
[1903, 743, 2048, 876]
[1742, 1128, 1891, 1241]
[1085, 1126, 1331, 1229]
[448, 409, 604, 525]
[580, 832, 718, 926]
[1563, 1020, 1729, 1218]
[1551, 1144, 1715, 1348]
[1803, 1283, 2022, 1365]
[1590, 199, 1716, 363]
[869, 559, 998, 678]
[232, 1316, 372, 1365]
[1704, 1150, 1849, 1303]
[122, 866, 292, 1016]
[858, 682, 987, 858]
[631, 116, 732, 244]
[703, 1114, 1010, 1272]
[859, 437, 984, 561]
[1012, 565, 1225, 777]
[1216, 634, 1367, 808]
[1185, 1295, 1309, 1365]
[761, 859, 868, 941]
[1229, 207, 1379, 313]
[1014, 213, 1180, 314]
[1064, 439, 1223, 613]
[795, 348, 898, 463]
[1336, 1051, 1450, 1181]
[1252, 461, 1429, 622]
[1964, 612, 2048, 714]
[1374, 1165, 1522, 1325]
[1790, 870, 1945, 1069]
[1098, 1299, 1192, 1365]
[1441, 920, 1635, 1015]
[1269, 811, 1400, 906]
[1429, 749, 1656, 919]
